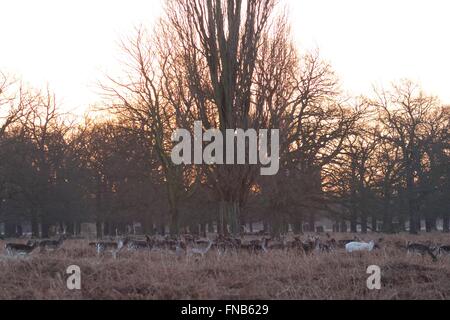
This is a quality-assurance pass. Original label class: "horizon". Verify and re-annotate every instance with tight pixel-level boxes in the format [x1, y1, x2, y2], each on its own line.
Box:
[0, 0, 449, 115]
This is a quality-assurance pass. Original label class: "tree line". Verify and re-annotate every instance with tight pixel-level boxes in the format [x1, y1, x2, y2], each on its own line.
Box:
[1, 0, 448, 238]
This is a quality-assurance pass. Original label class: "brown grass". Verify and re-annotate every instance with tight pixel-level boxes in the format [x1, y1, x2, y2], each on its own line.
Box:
[1, 233, 450, 300]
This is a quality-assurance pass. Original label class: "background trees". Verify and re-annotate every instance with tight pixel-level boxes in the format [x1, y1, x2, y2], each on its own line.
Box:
[1, 0, 449, 238]
[372, 81, 449, 234]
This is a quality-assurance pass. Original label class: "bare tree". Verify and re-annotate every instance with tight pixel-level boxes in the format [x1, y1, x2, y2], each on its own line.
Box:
[373, 80, 443, 234]
[100, 27, 198, 235]
[161, 0, 305, 235]
[0, 72, 31, 138]
[285, 52, 365, 231]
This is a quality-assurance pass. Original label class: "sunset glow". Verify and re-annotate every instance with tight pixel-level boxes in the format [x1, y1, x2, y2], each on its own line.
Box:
[0, 0, 449, 113]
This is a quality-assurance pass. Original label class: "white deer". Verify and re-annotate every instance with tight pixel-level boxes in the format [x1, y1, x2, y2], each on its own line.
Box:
[345, 240, 375, 253]
[189, 240, 213, 257]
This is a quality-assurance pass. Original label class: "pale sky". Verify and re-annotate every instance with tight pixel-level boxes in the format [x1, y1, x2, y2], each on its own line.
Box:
[0, 0, 449, 114]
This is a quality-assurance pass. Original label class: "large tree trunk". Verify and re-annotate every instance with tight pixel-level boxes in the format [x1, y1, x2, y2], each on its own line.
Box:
[340, 220, 348, 233]
[96, 221, 102, 239]
[407, 167, 419, 234]
[103, 221, 110, 237]
[361, 214, 368, 234]
[350, 214, 357, 233]
[263, 222, 270, 235]
[293, 216, 303, 235]
[159, 223, 166, 236]
[169, 207, 179, 236]
[425, 217, 436, 233]
[271, 211, 288, 238]
[208, 221, 215, 234]
[219, 201, 240, 236]
[75, 221, 82, 236]
[382, 202, 393, 233]
[16, 224, 23, 237]
[398, 216, 405, 232]
[116, 222, 127, 236]
[409, 210, 418, 234]
[110, 222, 118, 236]
[142, 214, 154, 235]
[41, 218, 50, 239]
[217, 214, 225, 236]
[371, 216, 377, 233]
[66, 221, 74, 236]
[200, 223, 207, 237]
[349, 195, 357, 233]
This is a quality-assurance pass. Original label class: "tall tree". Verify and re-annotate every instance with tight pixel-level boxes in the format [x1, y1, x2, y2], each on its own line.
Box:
[373, 80, 444, 234]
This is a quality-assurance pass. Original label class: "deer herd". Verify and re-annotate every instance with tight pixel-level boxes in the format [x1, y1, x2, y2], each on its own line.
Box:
[2, 233, 450, 262]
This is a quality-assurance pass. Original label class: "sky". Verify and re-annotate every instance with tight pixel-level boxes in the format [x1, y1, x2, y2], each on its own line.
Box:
[0, 0, 449, 114]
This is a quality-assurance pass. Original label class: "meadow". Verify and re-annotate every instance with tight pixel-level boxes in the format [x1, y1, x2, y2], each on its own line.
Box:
[1, 233, 450, 300]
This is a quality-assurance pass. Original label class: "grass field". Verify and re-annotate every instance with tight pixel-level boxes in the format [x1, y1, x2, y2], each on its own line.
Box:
[1, 233, 450, 300]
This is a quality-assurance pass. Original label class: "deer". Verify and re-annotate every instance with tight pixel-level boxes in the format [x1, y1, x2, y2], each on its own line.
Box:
[89, 238, 127, 259]
[253, 238, 270, 253]
[151, 236, 181, 252]
[297, 236, 321, 255]
[240, 238, 270, 254]
[438, 245, 450, 256]
[318, 239, 334, 253]
[186, 239, 214, 258]
[182, 234, 201, 246]
[121, 235, 152, 252]
[268, 237, 287, 250]
[213, 235, 241, 255]
[5, 241, 38, 257]
[38, 234, 66, 252]
[345, 240, 375, 253]
[406, 242, 438, 262]
[164, 239, 189, 258]
[337, 236, 362, 248]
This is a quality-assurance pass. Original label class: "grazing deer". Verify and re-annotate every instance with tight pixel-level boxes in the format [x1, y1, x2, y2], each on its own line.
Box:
[5, 241, 38, 257]
[259, 238, 270, 253]
[325, 238, 338, 251]
[300, 236, 321, 255]
[38, 235, 66, 252]
[240, 238, 270, 254]
[318, 240, 333, 253]
[89, 238, 127, 258]
[337, 236, 361, 248]
[150, 236, 180, 252]
[406, 242, 438, 262]
[122, 235, 152, 251]
[288, 237, 305, 254]
[213, 235, 241, 255]
[182, 234, 200, 245]
[268, 238, 287, 250]
[345, 240, 375, 253]
[373, 238, 384, 250]
[166, 240, 188, 258]
[438, 245, 450, 256]
[186, 239, 214, 258]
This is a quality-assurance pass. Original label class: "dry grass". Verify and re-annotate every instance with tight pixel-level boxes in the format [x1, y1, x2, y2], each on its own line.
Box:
[1, 233, 450, 300]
